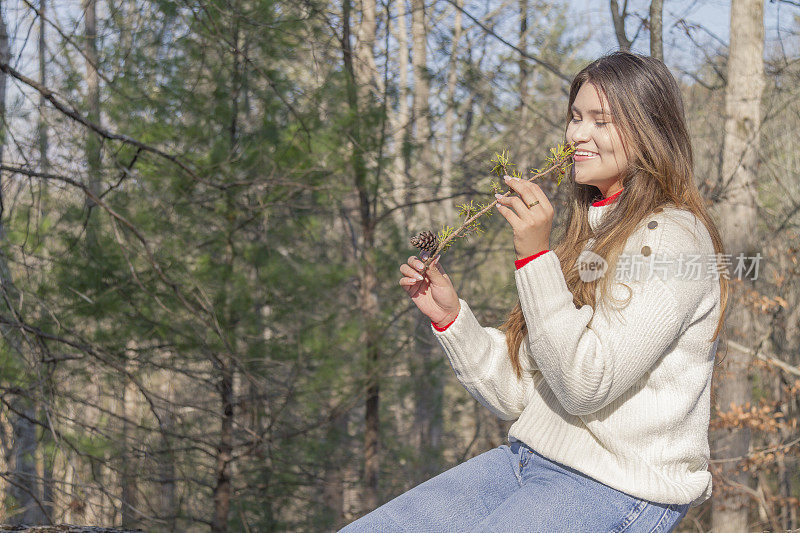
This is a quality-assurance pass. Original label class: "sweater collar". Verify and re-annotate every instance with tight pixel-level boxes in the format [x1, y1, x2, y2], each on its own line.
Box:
[588, 188, 623, 231]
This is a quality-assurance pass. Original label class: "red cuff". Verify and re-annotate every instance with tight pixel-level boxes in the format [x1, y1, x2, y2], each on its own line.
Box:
[432, 314, 457, 332]
[514, 250, 550, 270]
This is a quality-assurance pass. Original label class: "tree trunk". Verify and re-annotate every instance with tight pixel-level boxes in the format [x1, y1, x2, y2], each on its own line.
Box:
[609, 0, 632, 51]
[83, 0, 101, 250]
[440, 0, 462, 224]
[354, 0, 376, 104]
[38, 0, 48, 175]
[211, 22, 245, 529]
[341, 0, 382, 512]
[0, 0, 7, 190]
[389, 0, 411, 229]
[359, 209, 380, 513]
[212, 362, 233, 532]
[157, 380, 176, 530]
[8, 399, 46, 525]
[37, 5, 56, 519]
[519, 0, 528, 113]
[410, 0, 433, 228]
[408, 0, 444, 483]
[771, 368, 793, 531]
[41, 424, 54, 523]
[120, 349, 138, 529]
[0, 7, 46, 525]
[322, 407, 348, 528]
[711, 0, 764, 531]
[766, 300, 797, 530]
[517, 0, 533, 172]
[649, 0, 663, 61]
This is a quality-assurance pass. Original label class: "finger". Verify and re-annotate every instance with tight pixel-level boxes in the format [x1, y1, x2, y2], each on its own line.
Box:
[399, 274, 424, 294]
[403, 279, 423, 299]
[495, 204, 525, 237]
[503, 175, 524, 195]
[399, 276, 421, 287]
[408, 255, 428, 270]
[526, 182, 554, 213]
[505, 177, 540, 215]
[425, 257, 449, 286]
[400, 282, 422, 302]
[407, 256, 429, 275]
[400, 264, 424, 281]
[504, 194, 533, 219]
[432, 256, 447, 276]
[495, 195, 523, 226]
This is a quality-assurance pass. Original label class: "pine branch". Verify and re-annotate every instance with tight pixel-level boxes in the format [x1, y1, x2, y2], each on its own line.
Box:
[410, 142, 575, 274]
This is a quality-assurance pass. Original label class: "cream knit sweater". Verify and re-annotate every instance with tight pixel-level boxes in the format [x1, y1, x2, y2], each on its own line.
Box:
[431, 200, 721, 508]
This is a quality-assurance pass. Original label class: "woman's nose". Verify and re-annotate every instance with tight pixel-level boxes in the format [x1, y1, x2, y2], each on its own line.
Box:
[570, 122, 591, 143]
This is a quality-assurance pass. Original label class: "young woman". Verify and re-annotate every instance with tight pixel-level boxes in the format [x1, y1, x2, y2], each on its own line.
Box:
[341, 51, 729, 532]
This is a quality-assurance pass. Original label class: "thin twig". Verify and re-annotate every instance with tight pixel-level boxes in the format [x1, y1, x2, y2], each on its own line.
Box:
[726, 339, 800, 378]
[418, 144, 574, 274]
[0, 61, 221, 190]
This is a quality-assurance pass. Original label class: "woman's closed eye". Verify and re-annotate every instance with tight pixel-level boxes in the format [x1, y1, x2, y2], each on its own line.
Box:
[570, 116, 609, 127]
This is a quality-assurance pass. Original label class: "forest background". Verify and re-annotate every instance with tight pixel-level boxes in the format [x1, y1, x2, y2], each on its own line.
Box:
[0, 0, 797, 531]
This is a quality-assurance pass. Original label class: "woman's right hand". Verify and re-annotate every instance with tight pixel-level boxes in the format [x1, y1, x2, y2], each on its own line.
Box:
[399, 255, 461, 327]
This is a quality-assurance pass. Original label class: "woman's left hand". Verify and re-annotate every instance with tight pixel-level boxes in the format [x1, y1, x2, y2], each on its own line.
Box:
[494, 175, 554, 260]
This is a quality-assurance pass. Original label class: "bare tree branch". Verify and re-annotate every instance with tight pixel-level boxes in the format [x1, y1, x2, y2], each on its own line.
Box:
[440, 0, 571, 83]
[0, 61, 223, 190]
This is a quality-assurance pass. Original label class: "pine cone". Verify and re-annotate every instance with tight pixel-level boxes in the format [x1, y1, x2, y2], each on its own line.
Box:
[410, 230, 439, 259]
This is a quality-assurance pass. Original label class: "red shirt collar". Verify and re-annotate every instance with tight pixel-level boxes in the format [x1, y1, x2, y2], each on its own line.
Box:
[591, 188, 623, 207]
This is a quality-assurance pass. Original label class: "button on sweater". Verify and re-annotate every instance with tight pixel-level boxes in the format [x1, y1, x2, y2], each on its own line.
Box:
[430, 193, 721, 508]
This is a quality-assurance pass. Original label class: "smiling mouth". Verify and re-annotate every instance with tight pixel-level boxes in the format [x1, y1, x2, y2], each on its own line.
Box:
[574, 150, 599, 160]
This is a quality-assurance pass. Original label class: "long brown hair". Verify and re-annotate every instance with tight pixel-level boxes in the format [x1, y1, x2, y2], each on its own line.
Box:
[500, 51, 729, 379]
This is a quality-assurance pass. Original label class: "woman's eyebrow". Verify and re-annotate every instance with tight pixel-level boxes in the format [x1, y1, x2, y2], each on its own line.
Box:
[571, 105, 612, 116]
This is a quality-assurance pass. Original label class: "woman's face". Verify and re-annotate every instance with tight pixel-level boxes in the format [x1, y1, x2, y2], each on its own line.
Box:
[566, 82, 628, 196]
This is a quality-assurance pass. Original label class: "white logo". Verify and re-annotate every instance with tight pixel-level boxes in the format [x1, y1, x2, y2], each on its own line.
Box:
[577, 250, 608, 282]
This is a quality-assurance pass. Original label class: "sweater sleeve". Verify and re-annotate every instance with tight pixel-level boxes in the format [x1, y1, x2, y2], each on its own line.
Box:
[431, 298, 537, 421]
[514, 216, 717, 416]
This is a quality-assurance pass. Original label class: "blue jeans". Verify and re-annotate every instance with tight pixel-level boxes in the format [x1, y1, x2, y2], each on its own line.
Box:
[339, 440, 689, 532]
